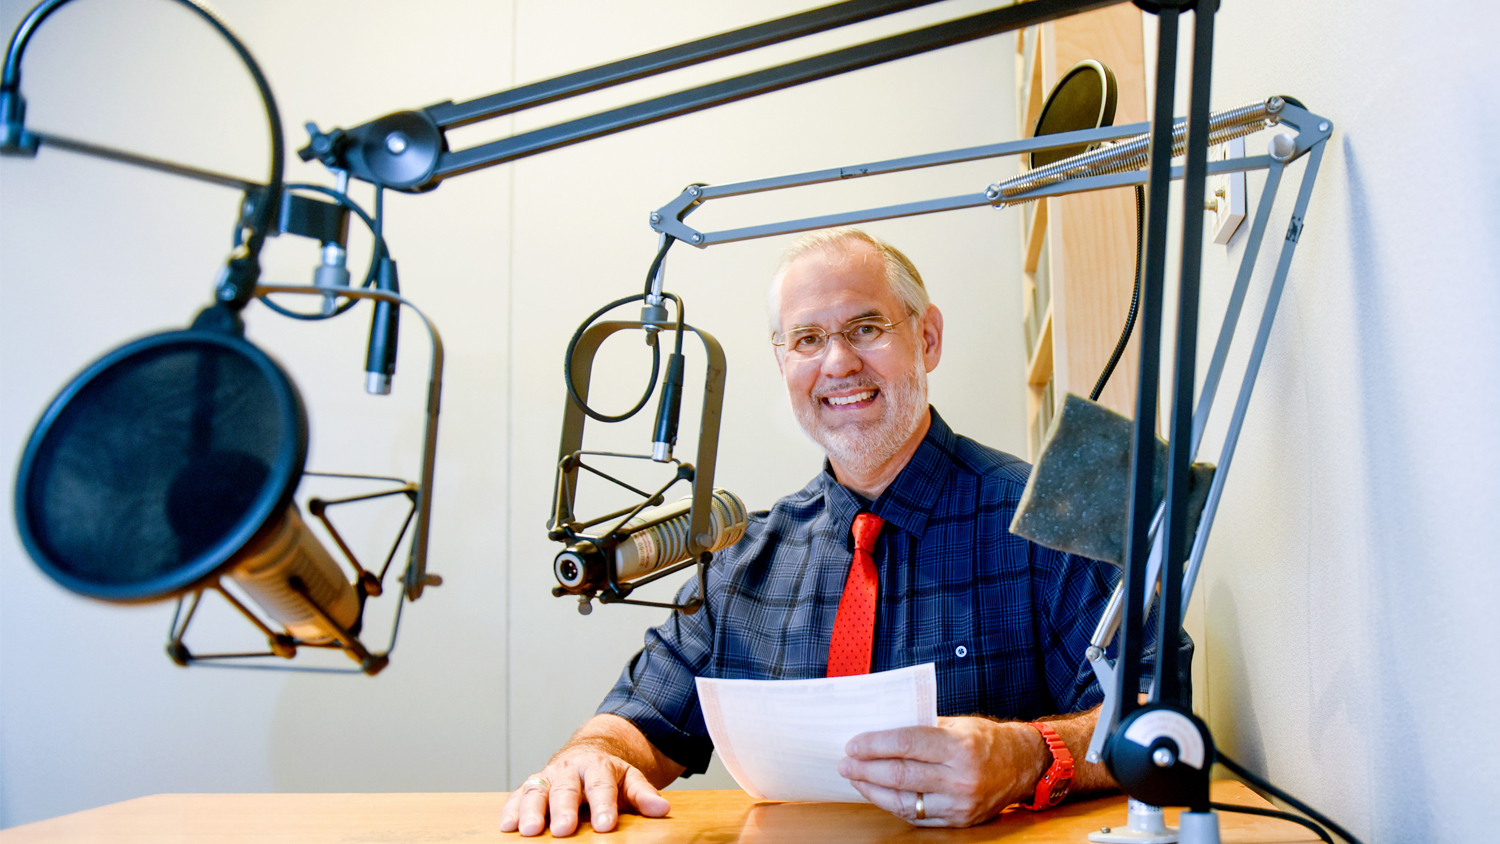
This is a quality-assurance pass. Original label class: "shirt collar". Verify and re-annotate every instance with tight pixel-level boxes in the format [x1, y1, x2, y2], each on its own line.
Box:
[818, 407, 956, 541]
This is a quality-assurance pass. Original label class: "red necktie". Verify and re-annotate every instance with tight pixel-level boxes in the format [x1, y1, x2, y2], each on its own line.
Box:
[827, 512, 885, 677]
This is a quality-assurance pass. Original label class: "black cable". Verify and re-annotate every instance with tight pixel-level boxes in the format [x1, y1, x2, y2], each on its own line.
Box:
[256, 183, 388, 321]
[1089, 183, 1145, 402]
[1217, 751, 1364, 844]
[560, 239, 686, 424]
[564, 294, 665, 424]
[642, 236, 677, 296]
[668, 293, 686, 355]
[1210, 802, 1332, 843]
[373, 183, 385, 243]
[3, 0, 285, 310]
[645, 237, 686, 359]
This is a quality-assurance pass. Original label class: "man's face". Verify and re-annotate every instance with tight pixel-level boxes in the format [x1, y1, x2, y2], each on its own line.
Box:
[773, 243, 940, 480]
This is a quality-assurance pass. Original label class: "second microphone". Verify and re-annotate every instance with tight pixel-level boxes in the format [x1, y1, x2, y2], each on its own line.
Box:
[554, 489, 748, 595]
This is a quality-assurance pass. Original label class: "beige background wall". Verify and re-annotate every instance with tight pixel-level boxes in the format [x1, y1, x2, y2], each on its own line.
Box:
[2, 2, 1497, 843]
[0, 0, 1024, 829]
[1173, 2, 1500, 842]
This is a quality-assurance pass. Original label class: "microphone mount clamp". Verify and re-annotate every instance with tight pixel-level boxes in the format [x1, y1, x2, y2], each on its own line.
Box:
[547, 320, 727, 615]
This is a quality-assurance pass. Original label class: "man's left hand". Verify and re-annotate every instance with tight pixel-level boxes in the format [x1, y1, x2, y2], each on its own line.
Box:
[837, 715, 1047, 827]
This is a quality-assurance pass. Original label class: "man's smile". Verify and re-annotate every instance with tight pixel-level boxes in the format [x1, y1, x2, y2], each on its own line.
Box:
[823, 388, 878, 408]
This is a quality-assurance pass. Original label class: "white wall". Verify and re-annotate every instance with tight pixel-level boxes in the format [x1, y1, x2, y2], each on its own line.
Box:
[0, 0, 517, 827]
[0, 0, 1024, 829]
[5, 2, 1495, 842]
[1177, 2, 1500, 843]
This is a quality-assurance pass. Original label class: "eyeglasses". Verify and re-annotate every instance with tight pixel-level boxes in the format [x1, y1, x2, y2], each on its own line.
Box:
[772, 314, 913, 359]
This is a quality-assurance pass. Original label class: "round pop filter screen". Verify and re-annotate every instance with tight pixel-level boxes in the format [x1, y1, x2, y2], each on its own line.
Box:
[1030, 60, 1118, 170]
[15, 330, 307, 602]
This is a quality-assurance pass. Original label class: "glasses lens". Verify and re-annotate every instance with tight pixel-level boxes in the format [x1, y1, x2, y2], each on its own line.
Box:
[778, 316, 907, 357]
[784, 330, 826, 355]
[844, 320, 889, 350]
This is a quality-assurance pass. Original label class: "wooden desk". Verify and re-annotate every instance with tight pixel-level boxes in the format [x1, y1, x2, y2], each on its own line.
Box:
[2, 781, 1319, 843]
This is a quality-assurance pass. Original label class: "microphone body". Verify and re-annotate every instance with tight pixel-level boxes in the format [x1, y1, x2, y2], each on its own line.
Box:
[228, 504, 359, 643]
[554, 489, 748, 593]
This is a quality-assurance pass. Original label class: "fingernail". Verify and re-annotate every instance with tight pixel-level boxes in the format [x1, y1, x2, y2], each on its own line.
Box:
[837, 758, 851, 776]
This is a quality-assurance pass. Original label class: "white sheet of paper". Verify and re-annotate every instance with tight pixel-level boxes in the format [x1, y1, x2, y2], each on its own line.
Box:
[695, 663, 937, 803]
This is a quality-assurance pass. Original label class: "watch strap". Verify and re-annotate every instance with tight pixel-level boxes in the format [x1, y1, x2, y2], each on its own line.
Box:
[1020, 721, 1074, 810]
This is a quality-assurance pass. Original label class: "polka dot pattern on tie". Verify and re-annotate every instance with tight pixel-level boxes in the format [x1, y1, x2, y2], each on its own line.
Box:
[827, 511, 884, 677]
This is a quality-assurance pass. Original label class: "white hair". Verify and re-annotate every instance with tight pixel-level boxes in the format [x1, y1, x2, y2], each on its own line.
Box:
[766, 227, 930, 334]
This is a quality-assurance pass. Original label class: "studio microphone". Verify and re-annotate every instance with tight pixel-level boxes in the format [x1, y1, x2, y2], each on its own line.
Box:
[161, 444, 360, 645]
[554, 489, 748, 595]
[222, 506, 360, 644]
[12, 295, 445, 675]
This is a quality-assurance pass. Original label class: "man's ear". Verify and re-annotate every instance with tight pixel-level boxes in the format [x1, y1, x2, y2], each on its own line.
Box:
[920, 304, 944, 372]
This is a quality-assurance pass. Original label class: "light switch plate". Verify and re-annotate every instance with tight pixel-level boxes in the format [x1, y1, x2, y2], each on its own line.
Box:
[1209, 137, 1246, 245]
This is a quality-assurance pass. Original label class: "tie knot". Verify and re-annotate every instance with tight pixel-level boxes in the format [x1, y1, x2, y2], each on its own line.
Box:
[852, 512, 884, 553]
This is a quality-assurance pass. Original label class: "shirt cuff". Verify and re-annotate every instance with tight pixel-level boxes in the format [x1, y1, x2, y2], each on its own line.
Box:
[597, 688, 714, 776]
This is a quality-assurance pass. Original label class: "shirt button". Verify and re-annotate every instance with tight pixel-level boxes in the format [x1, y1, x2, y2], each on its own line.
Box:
[955, 645, 968, 658]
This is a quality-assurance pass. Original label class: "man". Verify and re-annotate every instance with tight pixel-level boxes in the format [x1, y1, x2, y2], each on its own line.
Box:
[501, 228, 1176, 836]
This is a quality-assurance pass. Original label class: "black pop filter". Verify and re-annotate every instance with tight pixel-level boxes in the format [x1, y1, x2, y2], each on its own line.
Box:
[1030, 59, 1118, 170]
[14, 324, 307, 602]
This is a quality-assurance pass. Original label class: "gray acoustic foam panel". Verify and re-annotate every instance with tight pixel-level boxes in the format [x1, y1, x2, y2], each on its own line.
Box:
[1009, 393, 1215, 565]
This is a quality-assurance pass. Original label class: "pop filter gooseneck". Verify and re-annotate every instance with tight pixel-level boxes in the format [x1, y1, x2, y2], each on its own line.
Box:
[2, 0, 286, 305]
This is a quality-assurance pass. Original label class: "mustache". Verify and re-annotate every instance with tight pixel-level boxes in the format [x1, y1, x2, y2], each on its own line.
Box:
[811, 378, 882, 401]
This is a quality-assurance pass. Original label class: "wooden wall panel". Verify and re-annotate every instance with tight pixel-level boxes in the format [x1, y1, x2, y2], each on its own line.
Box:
[1045, 6, 1146, 418]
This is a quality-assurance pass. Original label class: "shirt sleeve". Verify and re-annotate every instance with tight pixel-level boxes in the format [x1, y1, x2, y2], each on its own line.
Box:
[1034, 548, 1195, 715]
[595, 576, 717, 776]
[1034, 547, 1117, 714]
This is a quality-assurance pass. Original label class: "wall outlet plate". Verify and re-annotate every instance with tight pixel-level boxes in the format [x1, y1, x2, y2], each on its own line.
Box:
[1209, 137, 1246, 245]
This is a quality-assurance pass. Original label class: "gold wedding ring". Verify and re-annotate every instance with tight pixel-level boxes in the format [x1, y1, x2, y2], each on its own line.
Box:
[914, 792, 926, 820]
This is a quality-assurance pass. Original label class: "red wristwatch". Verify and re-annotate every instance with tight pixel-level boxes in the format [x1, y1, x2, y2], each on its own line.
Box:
[1020, 721, 1074, 810]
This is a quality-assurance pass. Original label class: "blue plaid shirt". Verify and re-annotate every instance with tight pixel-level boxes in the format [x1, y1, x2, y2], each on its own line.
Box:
[599, 408, 1177, 775]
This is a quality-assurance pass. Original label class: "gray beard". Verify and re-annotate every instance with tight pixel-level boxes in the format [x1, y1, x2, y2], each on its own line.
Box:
[791, 351, 929, 479]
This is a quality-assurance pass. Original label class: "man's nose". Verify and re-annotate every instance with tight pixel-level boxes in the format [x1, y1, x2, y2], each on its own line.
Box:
[820, 333, 864, 377]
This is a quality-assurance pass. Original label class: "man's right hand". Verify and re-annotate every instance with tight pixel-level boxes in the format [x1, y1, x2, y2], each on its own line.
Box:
[499, 714, 682, 837]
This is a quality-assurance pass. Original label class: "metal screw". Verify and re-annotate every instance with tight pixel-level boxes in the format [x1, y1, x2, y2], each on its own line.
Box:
[1269, 132, 1297, 162]
[1100, 828, 1112, 834]
[1318, 121, 1331, 132]
[649, 212, 662, 224]
[1152, 747, 1176, 767]
[1266, 96, 1284, 113]
[385, 132, 409, 155]
[690, 233, 703, 244]
[1085, 646, 1103, 661]
[985, 186, 1001, 200]
[687, 186, 701, 197]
